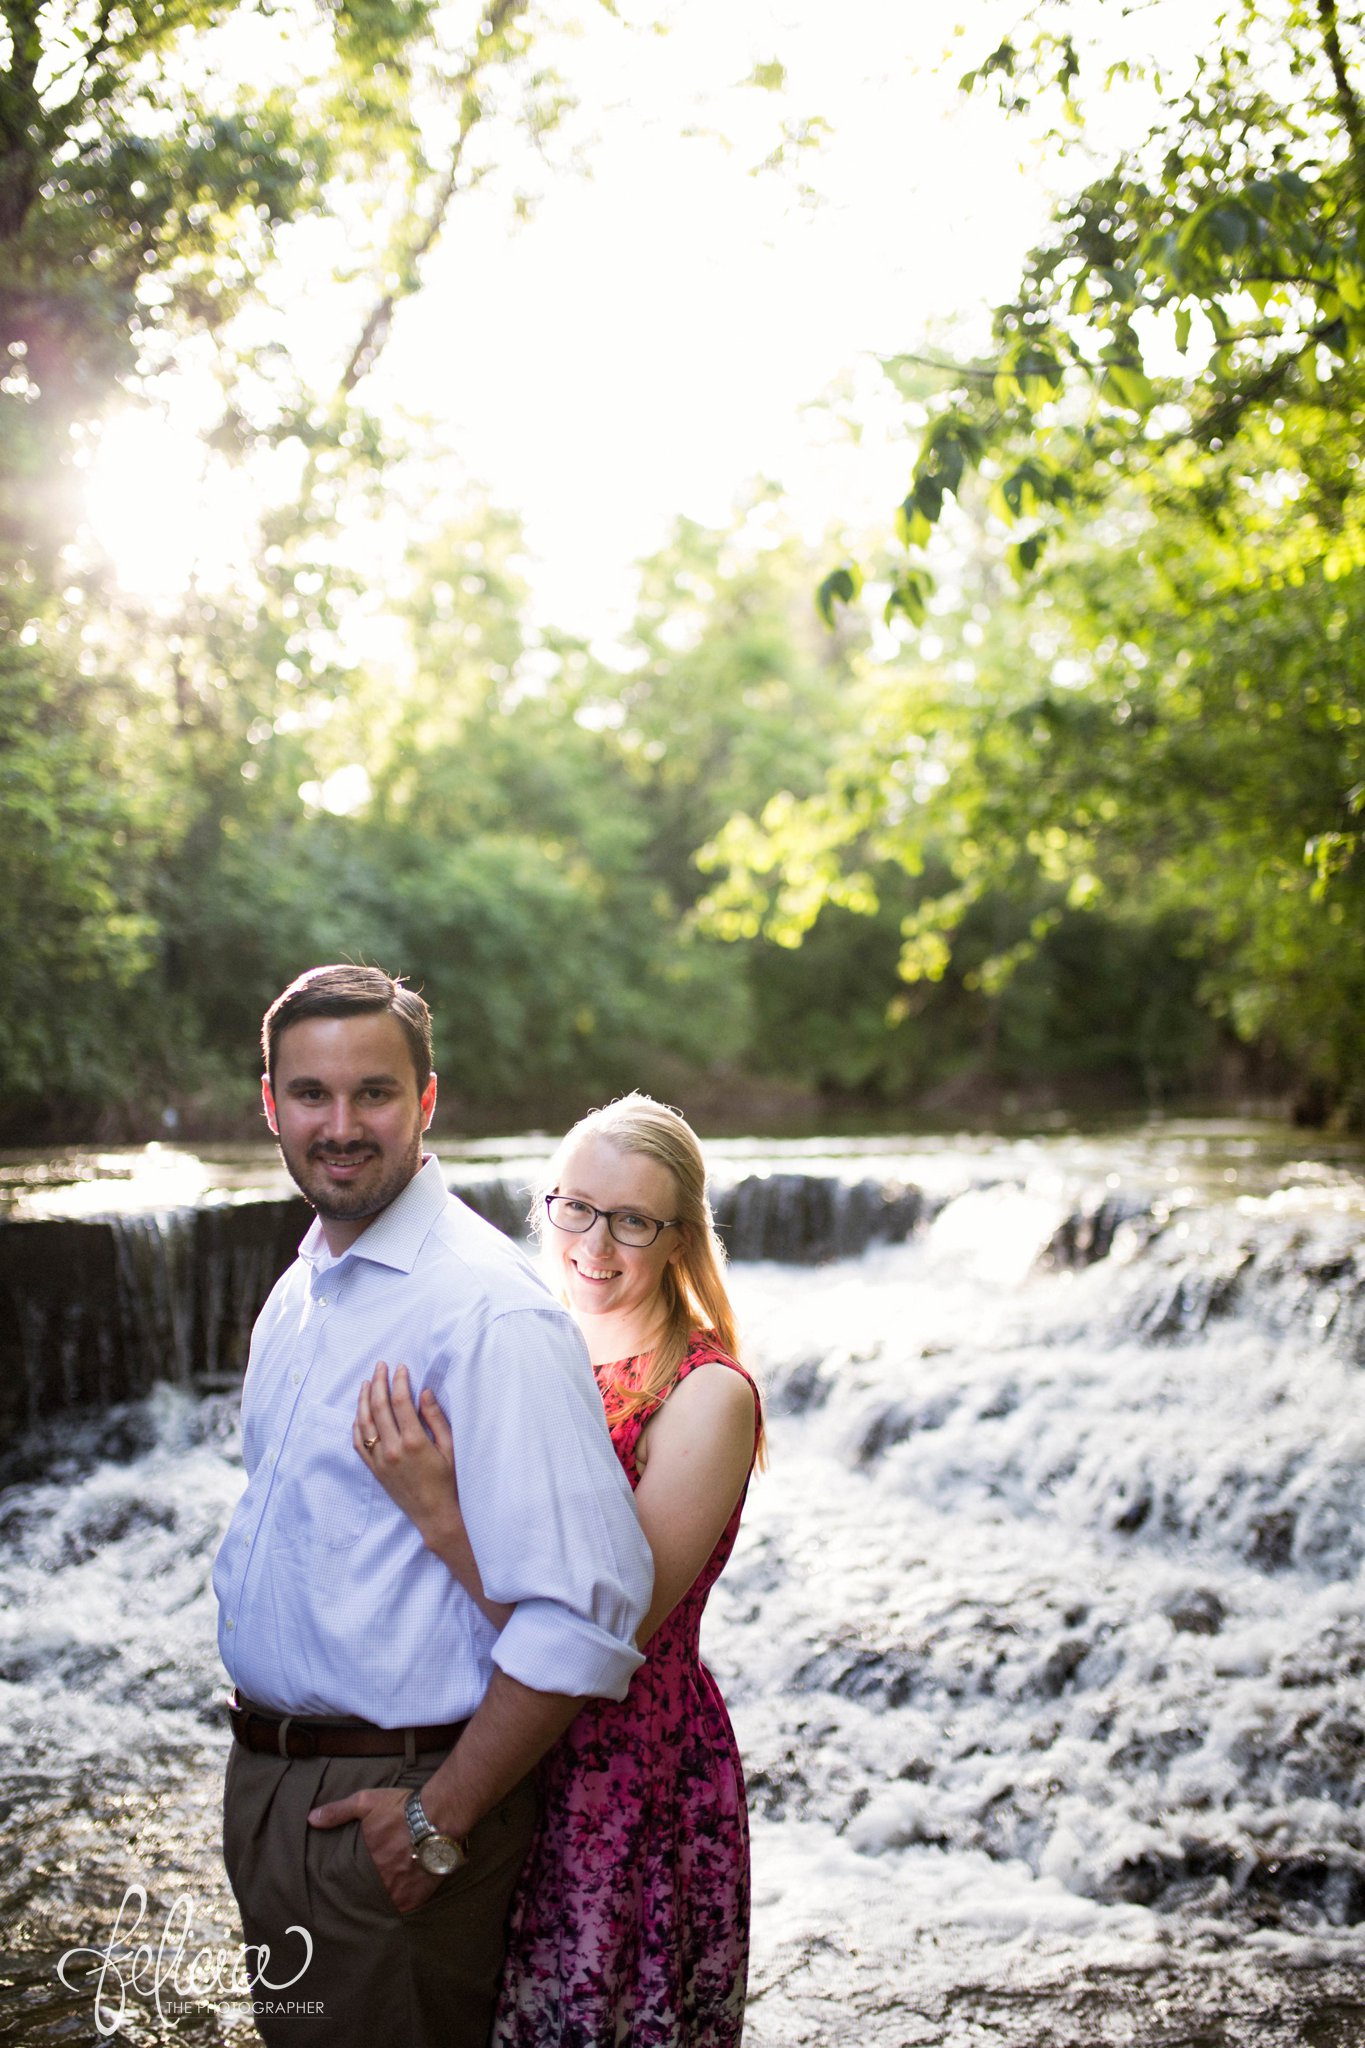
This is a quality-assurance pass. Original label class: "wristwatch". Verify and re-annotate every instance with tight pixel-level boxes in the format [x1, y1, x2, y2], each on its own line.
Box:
[404, 1790, 467, 1877]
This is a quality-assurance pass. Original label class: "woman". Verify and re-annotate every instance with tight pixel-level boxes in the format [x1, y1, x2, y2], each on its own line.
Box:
[354, 1092, 764, 2047]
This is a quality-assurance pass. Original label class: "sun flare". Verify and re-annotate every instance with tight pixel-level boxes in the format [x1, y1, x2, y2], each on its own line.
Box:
[82, 410, 251, 600]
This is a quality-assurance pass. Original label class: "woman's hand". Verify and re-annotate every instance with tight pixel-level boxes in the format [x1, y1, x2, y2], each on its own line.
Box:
[354, 1363, 513, 1631]
[355, 1361, 460, 1546]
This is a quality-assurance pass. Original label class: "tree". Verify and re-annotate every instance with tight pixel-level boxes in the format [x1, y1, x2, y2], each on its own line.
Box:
[862, 1, 1365, 618]
[718, 0, 1365, 1121]
[0, 0, 589, 1123]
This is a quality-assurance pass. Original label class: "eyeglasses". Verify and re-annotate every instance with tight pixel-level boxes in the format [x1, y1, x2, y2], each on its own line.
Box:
[544, 1194, 680, 1249]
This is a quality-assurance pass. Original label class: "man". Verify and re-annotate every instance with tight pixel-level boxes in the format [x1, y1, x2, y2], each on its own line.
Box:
[213, 964, 653, 2046]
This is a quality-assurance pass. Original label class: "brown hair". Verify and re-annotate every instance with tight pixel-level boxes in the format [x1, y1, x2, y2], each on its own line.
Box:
[537, 1092, 765, 1463]
[262, 965, 433, 1096]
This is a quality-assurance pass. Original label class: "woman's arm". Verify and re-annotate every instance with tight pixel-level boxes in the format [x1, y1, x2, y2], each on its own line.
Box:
[628, 1364, 757, 1648]
[355, 1362, 514, 1632]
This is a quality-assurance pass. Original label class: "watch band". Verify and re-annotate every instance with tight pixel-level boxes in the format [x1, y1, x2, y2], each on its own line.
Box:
[404, 1789, 467, 1876]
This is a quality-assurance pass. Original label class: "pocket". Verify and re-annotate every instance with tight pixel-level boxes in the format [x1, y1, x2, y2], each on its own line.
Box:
[351, 1814, 403, 1917]
[275, 1406, 374, 1553]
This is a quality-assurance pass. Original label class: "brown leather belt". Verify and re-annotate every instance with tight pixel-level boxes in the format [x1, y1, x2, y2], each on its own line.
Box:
[227, 1693, 468, 1760]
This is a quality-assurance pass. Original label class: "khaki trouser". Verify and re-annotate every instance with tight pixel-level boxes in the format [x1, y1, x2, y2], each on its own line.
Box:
[223, 1742, 536, 2048]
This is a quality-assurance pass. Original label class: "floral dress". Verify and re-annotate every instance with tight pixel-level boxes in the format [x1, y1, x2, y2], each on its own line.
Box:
[491, 1334, 761, 2048]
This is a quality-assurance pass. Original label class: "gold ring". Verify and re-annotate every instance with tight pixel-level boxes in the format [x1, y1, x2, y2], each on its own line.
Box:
[363, 1435, 379, 1450]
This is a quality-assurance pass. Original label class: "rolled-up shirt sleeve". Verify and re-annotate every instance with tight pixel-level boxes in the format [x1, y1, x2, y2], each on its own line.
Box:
[436, 1303, 653, 1701]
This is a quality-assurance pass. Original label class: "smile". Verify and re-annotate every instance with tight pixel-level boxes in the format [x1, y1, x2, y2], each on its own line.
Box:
[313, 1151, 377, 1176]
[572, 1258, 620, 1282]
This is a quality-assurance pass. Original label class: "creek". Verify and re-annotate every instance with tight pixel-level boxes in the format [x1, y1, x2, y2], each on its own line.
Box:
[2, 1124, 1364, 2045]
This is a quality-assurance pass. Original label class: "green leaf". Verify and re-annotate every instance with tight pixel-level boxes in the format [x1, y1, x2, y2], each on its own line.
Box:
[1209, 202, 1251, 255]
[1003, 344, 1065, 411]
[1008, 533, 1046, 577]
[1101, 363, 1156, 412]
[1205, 300, 1233, 343]
[913, 474, 946, 524]
[815, 564, 863, 627]
[1335, 264, 1365, 313]
[1098, 265, 1136, 305]
[884, 569, 933, 627]
[896, 497, 934, 549]
[923, 433, 965, 496]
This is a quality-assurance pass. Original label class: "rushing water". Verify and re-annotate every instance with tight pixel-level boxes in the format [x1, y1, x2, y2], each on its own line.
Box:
[2, 1126, 1365, 2044]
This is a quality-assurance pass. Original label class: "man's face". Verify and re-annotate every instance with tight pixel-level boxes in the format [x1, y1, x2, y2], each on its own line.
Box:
[263, 1012, 437, 1250]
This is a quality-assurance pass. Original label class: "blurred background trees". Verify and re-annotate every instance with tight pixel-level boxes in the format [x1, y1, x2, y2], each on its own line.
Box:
[4, 0, 1364, 1135]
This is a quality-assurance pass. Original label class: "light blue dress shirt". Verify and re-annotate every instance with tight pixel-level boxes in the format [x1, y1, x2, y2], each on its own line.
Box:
[212, 1154, 652, 1724]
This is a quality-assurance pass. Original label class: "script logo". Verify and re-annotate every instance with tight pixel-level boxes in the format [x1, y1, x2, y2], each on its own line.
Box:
[56, 1885, 314, 2037]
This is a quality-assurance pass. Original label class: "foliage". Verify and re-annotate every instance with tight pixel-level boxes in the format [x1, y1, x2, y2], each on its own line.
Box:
[700, 573, 1232, 1110]
[574, 504, 864, 903]
[704, 0, 1365, 1122]
[0, 450, 909, 1127]
[0, 637, 155, 1107]
[863, 1, 1365, 613]
[188, 498, 909, 1116]
[0, 0, 606, 1125]
[9, 0, 1358, 1130]
[4, 0, 910, 1134]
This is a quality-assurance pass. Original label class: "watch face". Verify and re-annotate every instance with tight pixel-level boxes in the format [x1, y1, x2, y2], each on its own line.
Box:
[416, 1833, 464, 1877]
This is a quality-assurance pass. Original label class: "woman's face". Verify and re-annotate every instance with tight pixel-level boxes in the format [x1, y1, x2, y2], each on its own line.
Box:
[546, 1132, 685, 1334]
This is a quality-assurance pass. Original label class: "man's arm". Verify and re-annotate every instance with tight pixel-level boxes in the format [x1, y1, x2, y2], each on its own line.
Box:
[454, 1305, 652, 1699]
[308, 1669, 582, 1911]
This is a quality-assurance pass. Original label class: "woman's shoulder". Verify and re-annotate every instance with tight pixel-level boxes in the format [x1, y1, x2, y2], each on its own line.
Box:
[678, 1332, 759, 1399]
[641, 1335, 761, 1475]
[681, 1328, 737, 1367]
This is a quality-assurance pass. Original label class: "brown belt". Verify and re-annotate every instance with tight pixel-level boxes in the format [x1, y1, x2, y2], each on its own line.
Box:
[227, 1693, 468, 1761]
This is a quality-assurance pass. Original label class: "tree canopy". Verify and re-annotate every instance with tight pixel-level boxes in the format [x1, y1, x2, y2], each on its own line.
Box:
[722, 0, 1365, 1124]
[4, 0, 1360, 1134]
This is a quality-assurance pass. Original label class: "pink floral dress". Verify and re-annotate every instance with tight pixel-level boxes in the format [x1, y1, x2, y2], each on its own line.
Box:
[491, 1334, 761, 2048]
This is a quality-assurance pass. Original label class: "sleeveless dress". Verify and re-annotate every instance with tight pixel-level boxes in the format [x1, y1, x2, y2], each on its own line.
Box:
[491, 1333, 761, 2048]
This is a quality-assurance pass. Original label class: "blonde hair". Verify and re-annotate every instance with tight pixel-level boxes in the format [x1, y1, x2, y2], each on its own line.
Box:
[536, 1092, 765, 1463]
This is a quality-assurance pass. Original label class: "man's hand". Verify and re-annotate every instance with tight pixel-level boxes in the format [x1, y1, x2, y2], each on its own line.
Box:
[308, 1671, 583, 1919]
[307, 1785, 443, 1914]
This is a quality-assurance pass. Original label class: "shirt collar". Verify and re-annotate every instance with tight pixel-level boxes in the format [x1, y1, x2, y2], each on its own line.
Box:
[297, 1153, 448, 1276]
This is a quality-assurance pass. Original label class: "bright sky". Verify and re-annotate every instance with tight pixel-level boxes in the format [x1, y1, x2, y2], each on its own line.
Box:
[83, 0, 1218, 637]
[347, 0, 1074, 632]
[363, 0, 1059, 630]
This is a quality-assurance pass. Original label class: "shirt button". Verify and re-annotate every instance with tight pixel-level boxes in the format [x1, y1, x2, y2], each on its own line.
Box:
[291, 1373, 301, 1386]
[225, 1618, 235, 1631]
[318, 1294, 329, 1306]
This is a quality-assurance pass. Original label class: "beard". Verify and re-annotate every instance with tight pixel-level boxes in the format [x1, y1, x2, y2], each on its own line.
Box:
[278, 1130, 425, 1227]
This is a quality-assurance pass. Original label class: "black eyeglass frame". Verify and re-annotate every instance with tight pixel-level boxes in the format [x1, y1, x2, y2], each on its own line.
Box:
[543, 1193, 681, 1248]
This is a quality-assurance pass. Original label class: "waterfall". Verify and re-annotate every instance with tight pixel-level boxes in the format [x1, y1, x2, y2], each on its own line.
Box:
[0, 1170, 937, 1433]
[713, 1172, 928, 1262]
[0, 1200, 307, 1438]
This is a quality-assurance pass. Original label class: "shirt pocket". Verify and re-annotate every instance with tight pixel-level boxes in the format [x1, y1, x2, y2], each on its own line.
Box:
[275, 1404, 375, 1553]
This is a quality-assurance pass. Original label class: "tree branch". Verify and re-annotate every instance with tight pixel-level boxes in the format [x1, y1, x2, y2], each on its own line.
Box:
[1182, 317, 1340, 446]
[0, 0, 43, 242]
[41, 0, 122, 128]
[338, 0, 529, 396]
[1314, 0, 1365, 210]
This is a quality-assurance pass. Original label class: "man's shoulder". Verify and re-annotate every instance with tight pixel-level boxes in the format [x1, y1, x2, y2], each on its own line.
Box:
[257, 1250, 309, 1314]
[420, 1189, 559, 1324]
